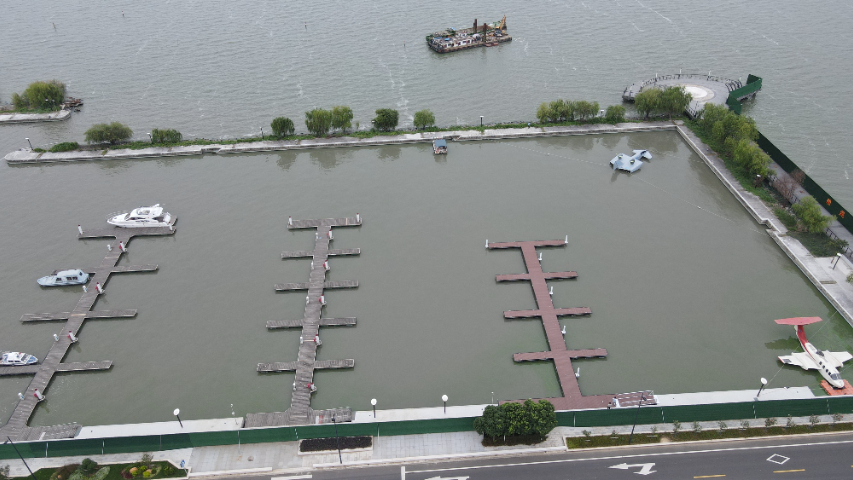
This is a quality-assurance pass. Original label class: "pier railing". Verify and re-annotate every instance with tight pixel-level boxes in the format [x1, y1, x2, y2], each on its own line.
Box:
[2, 396, 853, 459]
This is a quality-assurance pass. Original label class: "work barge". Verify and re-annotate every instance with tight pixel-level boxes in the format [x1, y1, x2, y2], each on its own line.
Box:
[426, 16, 511, 53]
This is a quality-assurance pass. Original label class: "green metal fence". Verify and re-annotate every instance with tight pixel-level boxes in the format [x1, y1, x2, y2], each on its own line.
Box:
[726, 74, 762, 114]
[3, 398, 853, 460]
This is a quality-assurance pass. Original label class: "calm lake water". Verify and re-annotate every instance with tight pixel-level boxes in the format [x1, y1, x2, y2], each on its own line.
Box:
[1, 1, 852, 426]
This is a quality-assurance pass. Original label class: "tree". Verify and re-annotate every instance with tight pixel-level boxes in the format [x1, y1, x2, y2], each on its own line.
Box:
[698, 103, 729, 132]
[659, 86, 692, 119]
[605, 105, 626, 123]
[732, 138, 770, 177]
[536, 102, 553, 124]
[574, 100, 598, 121]
[331, 106, 353, 133]
[634, 88, 661, 119]
[502, 402, 530, 436]
[526, 399, 557, 437]
[773, 168, 804, 204]
[271, 117, 295, 137]
[473, 405, 507, 439]
[13, 80, 65, 110]
[84, 122, 133, 144]
[151, 128, 182, 144]
[413, 109, 436, 130]
[712, 112, 758, 154]
[80, 459, 99, 475]
[792, 196, 833, 233]
[373, 108, 399, 132]
[304, 108, 333, 136]
[550, 100, 567, 122]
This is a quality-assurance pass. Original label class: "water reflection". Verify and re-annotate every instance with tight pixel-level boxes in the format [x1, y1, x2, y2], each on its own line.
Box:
[377, 145, 401, 161]
[764, 337, 800, 351]
[600, 133, 621, 150]
[276, 151, 298, 171]
[309, 148, 351, 170]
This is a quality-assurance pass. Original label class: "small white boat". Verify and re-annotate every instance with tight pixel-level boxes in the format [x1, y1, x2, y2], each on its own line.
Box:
[107, 204, 175, 228]
[433, 139, 448, 154]
[1, 351, 38, 366]
[37, 269, 89, 287]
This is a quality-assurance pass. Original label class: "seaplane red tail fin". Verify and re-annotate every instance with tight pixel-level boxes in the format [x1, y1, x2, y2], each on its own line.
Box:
[775, 317, 822, 346]
[774, 317, 823, 326]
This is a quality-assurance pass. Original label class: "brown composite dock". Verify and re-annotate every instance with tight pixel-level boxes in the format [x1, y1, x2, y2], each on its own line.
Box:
[249, 216, 361, 427]
[0, 225, 175, 441]
[489, 239, 614, 410]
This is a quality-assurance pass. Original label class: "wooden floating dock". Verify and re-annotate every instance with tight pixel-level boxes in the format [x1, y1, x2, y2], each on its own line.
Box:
[489, 239, 614, 410]
[84, 265, 158, 274]
[0, 225, 175, 441]
[21, 309, 137, 322]
[251, 216, 361, 427]
[266, 317, 357, 329]
[282, 248, 360, 259]
[273, 280, 358, 291]
[0, 361, 113, 377]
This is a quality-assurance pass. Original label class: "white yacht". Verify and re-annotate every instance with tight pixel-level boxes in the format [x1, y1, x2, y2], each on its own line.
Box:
[107, 204, 175, 228]
[37, 269, 89, 287]
[1, 351, 38, 366]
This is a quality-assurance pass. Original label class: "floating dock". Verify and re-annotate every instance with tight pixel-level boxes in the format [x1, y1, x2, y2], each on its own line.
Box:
[247, 216, 361, 428]
[426, 16, 511, 54]
[0, 225, 174, 441]
[489, 239, 614, 410]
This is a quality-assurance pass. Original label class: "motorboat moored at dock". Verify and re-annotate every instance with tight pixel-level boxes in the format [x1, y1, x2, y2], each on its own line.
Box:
[37, 269, 89, 287]
[433, 139, 448, 154]
[426, 16, 511, 54]
[1, 351, 38, 366]
[107, 204, 175, 228]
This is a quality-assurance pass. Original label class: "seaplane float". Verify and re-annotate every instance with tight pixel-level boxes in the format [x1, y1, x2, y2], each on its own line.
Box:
[1, 351, 38, 366]
[107, 204, 176, 228]
[37, 269, 89, 287]
[775, 317, 852, 389]
[610, 149, 652, 173]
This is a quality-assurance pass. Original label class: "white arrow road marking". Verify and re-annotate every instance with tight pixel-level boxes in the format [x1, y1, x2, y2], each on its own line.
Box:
[609, 463, 657, 475]
[424, 477, 470, 480]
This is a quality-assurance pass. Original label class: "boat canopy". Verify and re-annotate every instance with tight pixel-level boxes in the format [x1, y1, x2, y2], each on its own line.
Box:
[434, 139, 447, 148]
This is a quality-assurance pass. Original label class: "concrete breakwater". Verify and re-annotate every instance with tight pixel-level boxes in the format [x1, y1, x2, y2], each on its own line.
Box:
[0, 109, 71, 124]
[4, 122, 675, 164]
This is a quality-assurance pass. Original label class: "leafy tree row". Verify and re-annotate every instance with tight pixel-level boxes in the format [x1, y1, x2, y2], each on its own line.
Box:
[271, 107, 439, 138]
[11, 80, 66, 111]
[536, 99, 601, 124]
[634, 85, 692, 120]
[696, 103, 770, 177]
[473, 399, 557, 440]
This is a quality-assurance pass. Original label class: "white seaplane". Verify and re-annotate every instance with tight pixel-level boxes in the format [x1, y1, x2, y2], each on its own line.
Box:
[610, 149, 652, 173]
[775, 317, 852, 389]
[107, 204, 175, 228]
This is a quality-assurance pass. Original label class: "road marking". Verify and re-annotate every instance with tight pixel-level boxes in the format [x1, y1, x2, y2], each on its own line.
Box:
[609, 463, 656, 475]
[767, 454, 790, 465]
[271, 476, 311, 480]
[409, 437, 853, 476]
[773, 470, 805, 473]
[693, 476, 726, 478]
[424, 477, 469, 480]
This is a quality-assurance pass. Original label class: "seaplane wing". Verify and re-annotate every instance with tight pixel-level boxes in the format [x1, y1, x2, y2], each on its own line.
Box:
[778, 352, 819, 370]
[632, 149, 652, 160]
[826, 351, 853, 368]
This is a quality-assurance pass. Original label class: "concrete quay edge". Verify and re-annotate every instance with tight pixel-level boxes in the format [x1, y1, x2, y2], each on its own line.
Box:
[4, 122, 675, 164]
[675, 125, 853, 328]
[0, 109, 71, 124]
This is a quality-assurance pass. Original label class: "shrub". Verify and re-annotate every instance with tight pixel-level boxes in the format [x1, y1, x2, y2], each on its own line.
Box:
[671, 420, 681, 435]
[692, 421, 702, 433]
[151, 129, 182, 144]
[92, 467, 110, 480]
[304, 108, 332, 136]
[142, 472, 150, 478]
[832, 413, 844, 423]
[271, 117, 295, 137]
[718, 421, 727, 433]
[740, 420, 750, 430]
[765, 417, 777, 428]
[49, 142, 79, 152]
[847, 272, 853, 284]
[786, 415, 795, 428]
[80, 459, 98, 475]
[331, 106, 353, 133]
[792, 196, 833, 233]
[809, 414, 820, 427]
[299, 436, 372, 452]
[0, 465, 9, 480]
[605, 105, 626, 123]
[33, 148, 46, 153]
[85, 122, 133, 144]
[473, 399, 556, 440]
[373, 108, 399, 131]
[162, 465, 174, 476]
[13, 80, 65, 110]
[413, 109, 436, 130]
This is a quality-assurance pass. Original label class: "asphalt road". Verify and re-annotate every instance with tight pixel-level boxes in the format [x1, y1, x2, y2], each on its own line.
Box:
[233, 432, 853, 480]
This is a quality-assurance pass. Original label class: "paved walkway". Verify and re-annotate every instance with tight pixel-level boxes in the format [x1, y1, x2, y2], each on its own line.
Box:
[3, 122, 676, 164]
[0, 109, 70, 124]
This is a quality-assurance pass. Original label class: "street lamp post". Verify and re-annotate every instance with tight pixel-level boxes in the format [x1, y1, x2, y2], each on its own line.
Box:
[480, 116, 484, 127]
[442, 394, 448, 414]
[25, 138, 33, 150]
[173, 408, 183, 428]
[628, 394, 647, 445]
[147, 132, 152, 142]
[260, 127, 264, 140]
[331, 414, 342, 464]
[5, 437, 37, 480]
[755, 377, 768, 400]
[371, 398, 377, 418]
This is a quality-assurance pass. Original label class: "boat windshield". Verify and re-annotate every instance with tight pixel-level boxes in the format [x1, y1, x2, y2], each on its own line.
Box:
[830, 373, 841, 380]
